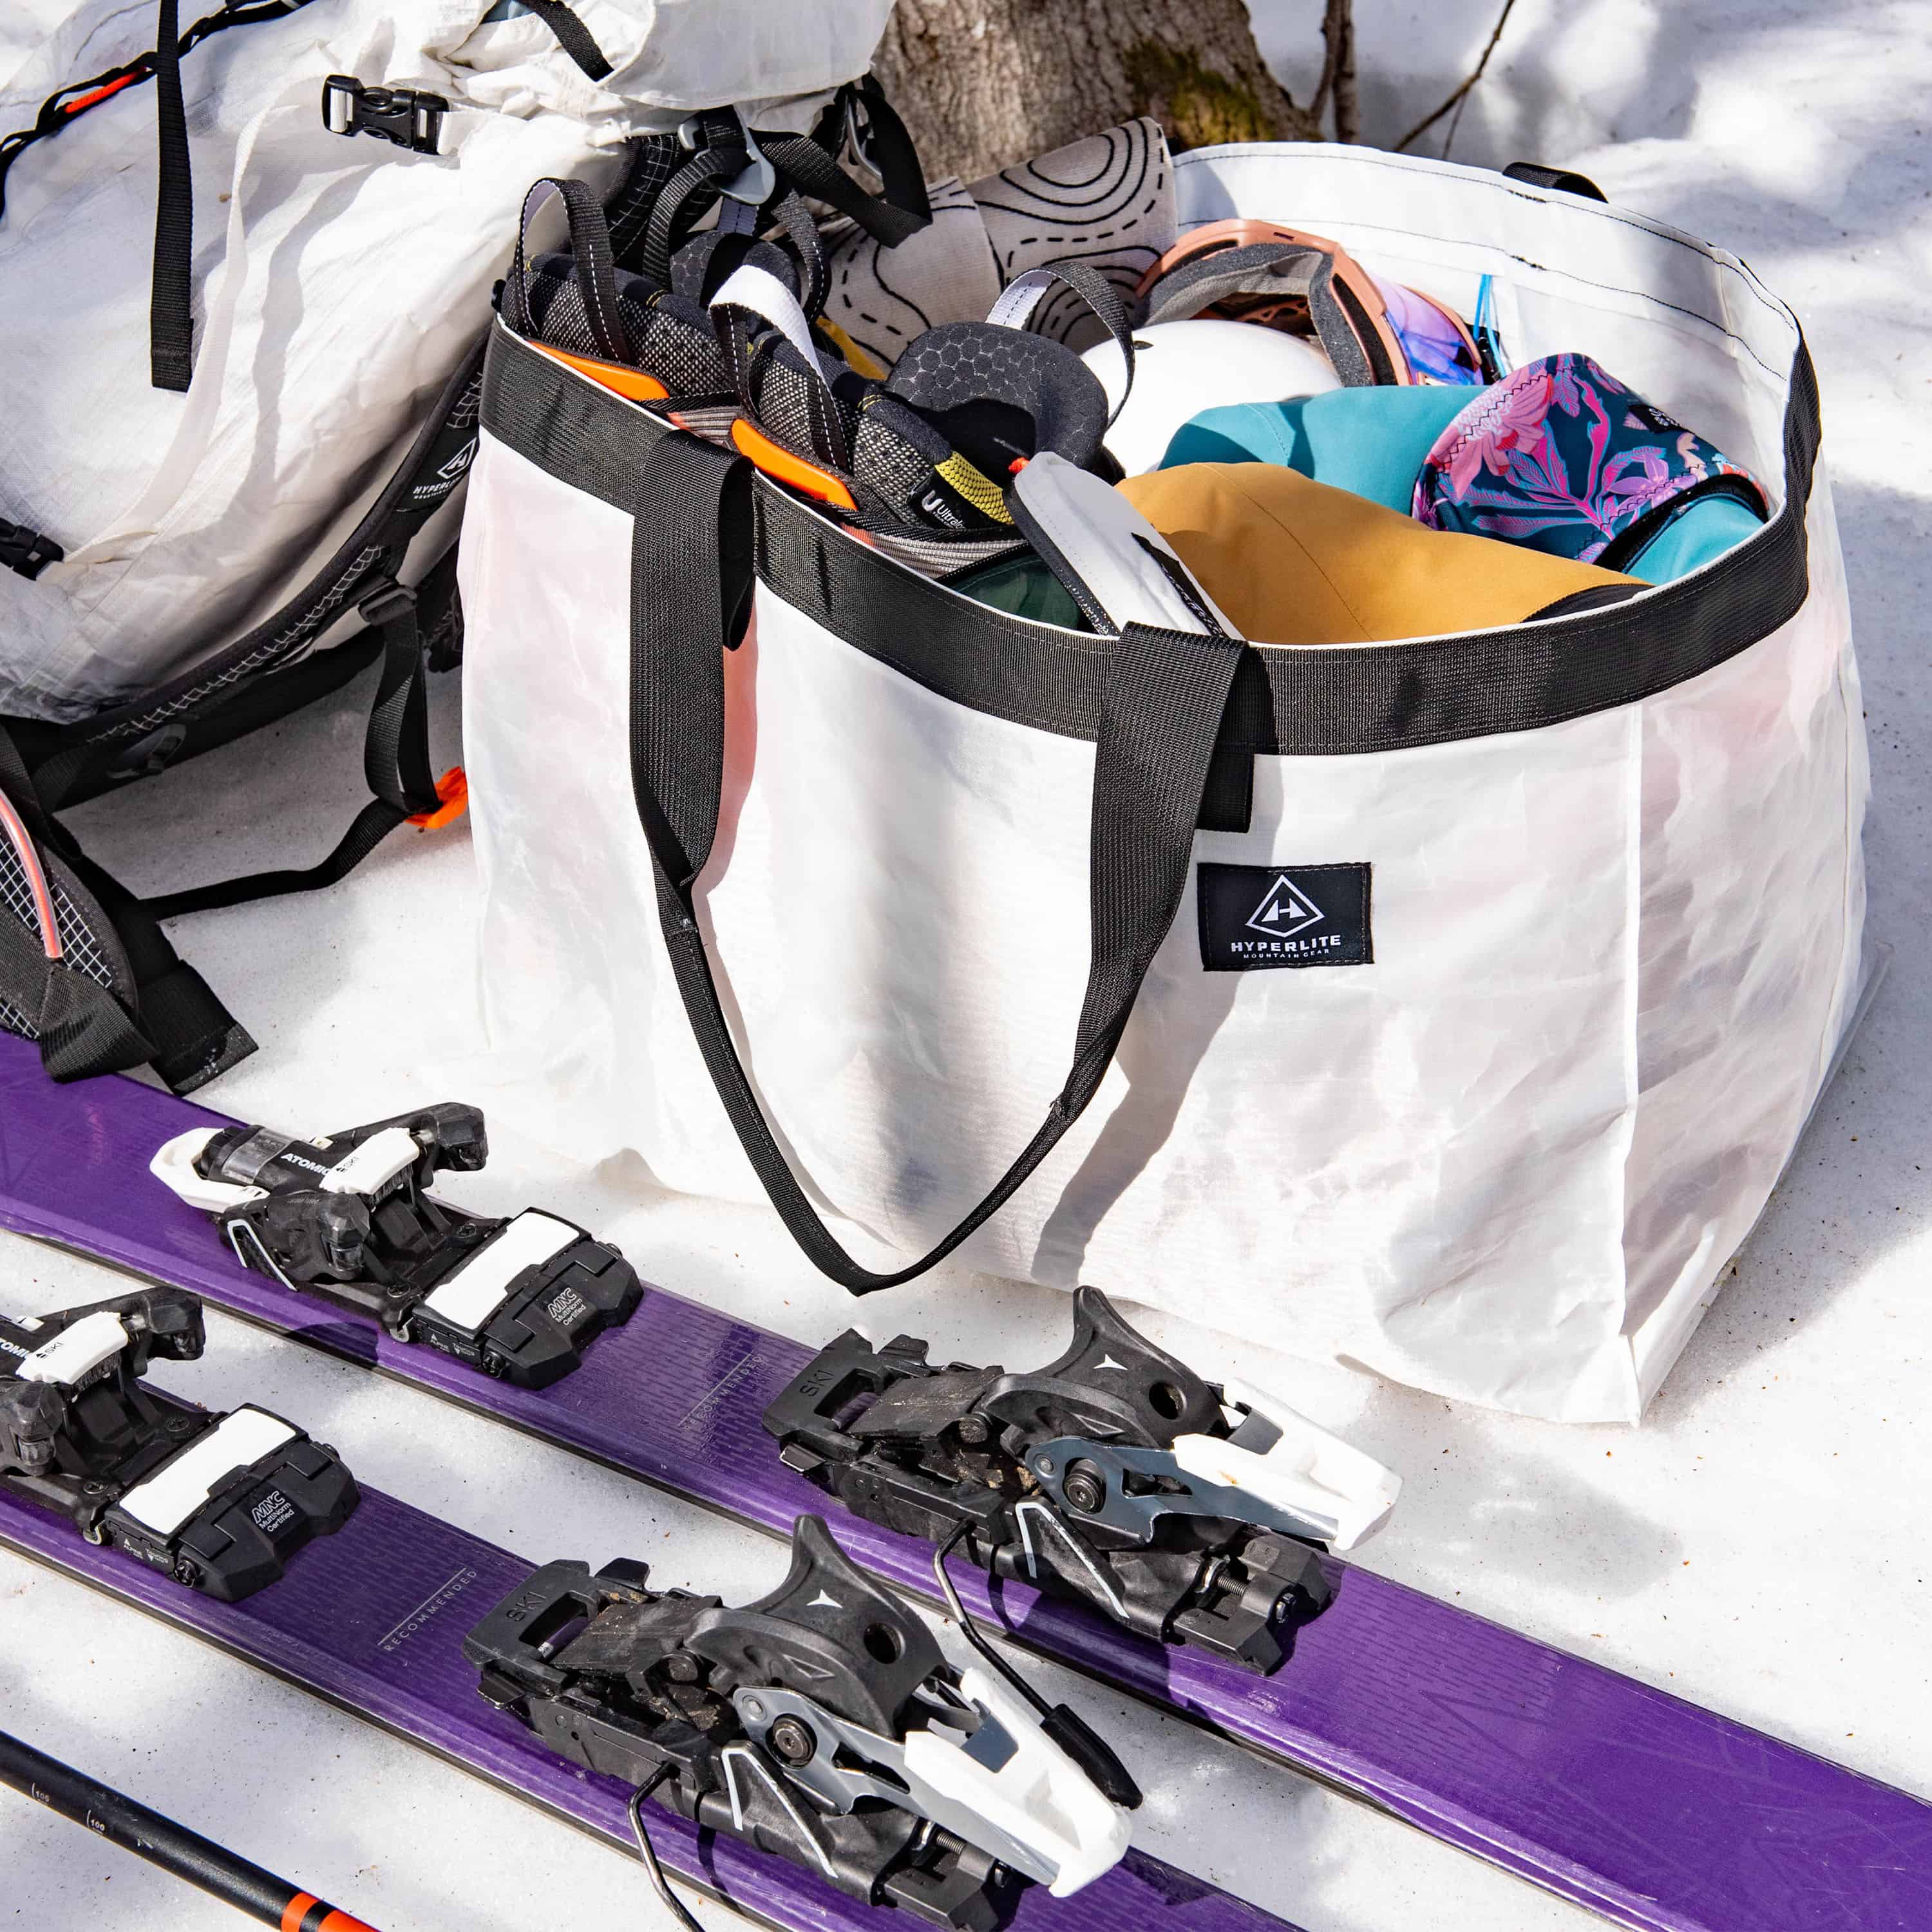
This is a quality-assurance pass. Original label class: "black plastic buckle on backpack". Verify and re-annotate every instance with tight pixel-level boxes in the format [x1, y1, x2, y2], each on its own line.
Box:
[0, 518, 63, 582]
[356, 580, 418, 630]
[321, 74, 448, 156]
[677, 106, 775, 209]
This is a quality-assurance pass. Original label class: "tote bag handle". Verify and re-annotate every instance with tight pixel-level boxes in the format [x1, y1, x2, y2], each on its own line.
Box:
[628, 432, 1242, 1293]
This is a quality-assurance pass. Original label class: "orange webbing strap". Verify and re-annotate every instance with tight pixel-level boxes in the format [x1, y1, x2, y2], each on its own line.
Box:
[531, 341, 669, 404]
[407, 765, 468, 831]
[729, 417, 857, 510]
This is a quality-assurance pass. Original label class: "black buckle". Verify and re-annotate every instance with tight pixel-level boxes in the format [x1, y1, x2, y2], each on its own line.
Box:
[0, 518, 62, 576]
[0, 518, 62, 581]
[322, 74, 447, 155]
[675, 106, 773, 210]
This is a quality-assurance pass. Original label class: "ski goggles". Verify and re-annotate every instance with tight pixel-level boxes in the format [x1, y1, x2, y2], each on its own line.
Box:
[1134, 220, 1482, 387]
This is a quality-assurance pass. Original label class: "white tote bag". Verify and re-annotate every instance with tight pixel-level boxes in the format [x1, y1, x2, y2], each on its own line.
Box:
[460, 141, 1868, 1423]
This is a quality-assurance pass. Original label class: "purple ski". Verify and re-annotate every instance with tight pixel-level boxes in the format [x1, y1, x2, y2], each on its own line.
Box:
[2, 1034, 1929, 1932]
[0, 1478, 1283, 1932]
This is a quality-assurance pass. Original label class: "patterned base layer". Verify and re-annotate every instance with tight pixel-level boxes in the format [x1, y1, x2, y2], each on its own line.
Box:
[3, 1032, 1929, 1932]
[0, 1482, 1282, 1932]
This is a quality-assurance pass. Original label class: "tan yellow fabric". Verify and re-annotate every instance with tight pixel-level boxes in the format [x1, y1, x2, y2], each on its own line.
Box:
[1119, 462, 1638, 645]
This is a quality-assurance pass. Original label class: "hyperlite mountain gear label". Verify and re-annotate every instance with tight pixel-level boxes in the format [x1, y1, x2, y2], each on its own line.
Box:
[1197, 863, 1372, 971]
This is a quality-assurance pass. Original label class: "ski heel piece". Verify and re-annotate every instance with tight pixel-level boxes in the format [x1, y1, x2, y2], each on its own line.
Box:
[151, 1106, 643, 1388]
[463, 1514, 1133, 1922]
[764, 1286, 1403, 1676]
[0, 1288, 357, 1600]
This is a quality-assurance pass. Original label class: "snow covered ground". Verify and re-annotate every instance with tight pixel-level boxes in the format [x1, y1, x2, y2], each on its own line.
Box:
[4, 3, 1929, 1928]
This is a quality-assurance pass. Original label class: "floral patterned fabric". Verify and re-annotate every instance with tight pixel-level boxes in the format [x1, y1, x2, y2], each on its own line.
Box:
[1412, 353, 1766, 567]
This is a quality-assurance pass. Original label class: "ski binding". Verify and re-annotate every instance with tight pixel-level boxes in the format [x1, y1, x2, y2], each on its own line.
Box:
[0, 1287, 356, 1600]
[764, 1287, 1401, 1674]
[464, 1515, 1136, 1927]
[151, 1104, 642, 1388]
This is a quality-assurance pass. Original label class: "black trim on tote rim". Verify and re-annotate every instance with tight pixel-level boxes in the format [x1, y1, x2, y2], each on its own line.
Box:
[478, 321, 679, 513]
[478, 324, 1821, 757]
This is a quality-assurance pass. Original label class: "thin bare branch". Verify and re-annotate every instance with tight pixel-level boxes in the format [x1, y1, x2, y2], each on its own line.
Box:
[1329, 0, 1359, 142]
[1309, 0, 1350, 129]
[1392, 0, 1517, 156]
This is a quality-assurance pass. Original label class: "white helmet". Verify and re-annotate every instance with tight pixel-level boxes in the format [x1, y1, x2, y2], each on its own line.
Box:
[1083, 318, 1340, 475]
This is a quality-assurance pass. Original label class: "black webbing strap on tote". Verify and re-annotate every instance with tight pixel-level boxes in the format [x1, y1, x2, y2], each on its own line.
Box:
[0, 728, 251, 1090]
[630, 432, 1242, 1293]
[1502, 161, 1608, 202]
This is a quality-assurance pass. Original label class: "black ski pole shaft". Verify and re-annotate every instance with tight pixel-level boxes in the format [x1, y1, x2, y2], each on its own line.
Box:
[0, 1727, 380, 1931]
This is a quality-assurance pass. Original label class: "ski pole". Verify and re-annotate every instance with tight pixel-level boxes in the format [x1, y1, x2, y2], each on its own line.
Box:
[0, 1727, 380, 1931]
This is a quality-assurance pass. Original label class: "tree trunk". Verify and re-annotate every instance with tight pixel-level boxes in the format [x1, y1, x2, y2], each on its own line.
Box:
[873, 0, 1323, 185]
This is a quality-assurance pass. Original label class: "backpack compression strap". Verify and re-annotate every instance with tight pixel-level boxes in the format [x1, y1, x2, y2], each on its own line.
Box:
[137, 575, 446, 920]
[509, 1, 613, 80]
[118, 339, 493, 920]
